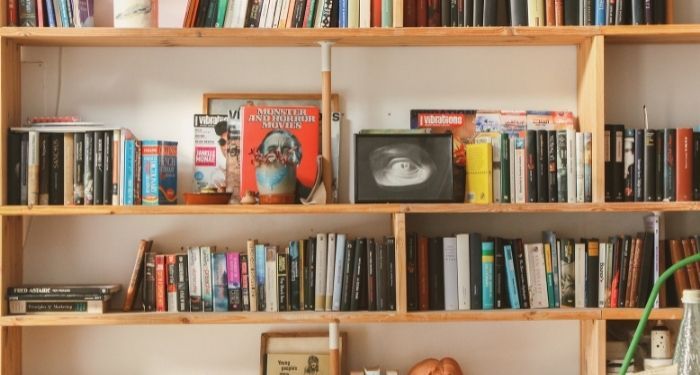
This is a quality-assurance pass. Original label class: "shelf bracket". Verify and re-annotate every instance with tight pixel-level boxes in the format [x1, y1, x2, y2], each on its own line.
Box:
[319, 41, 334, 204]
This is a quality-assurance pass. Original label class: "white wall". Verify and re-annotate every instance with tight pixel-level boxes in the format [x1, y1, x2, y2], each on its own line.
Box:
[17, 3, 700, 375]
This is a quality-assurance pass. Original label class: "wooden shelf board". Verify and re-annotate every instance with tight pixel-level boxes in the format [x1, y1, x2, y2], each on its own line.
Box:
[0, 27, 595, 47]
[0, 311, 400, 326]
[603, 25, 700, 44]
[400, 309, 601, 321]
[0, 204, 401, 216]
[602, 308, 684, 320]
[3, 202, 700, 216]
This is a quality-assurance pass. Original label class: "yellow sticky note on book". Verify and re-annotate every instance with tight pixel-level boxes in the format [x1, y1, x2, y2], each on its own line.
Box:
[466, 143, 493, 204]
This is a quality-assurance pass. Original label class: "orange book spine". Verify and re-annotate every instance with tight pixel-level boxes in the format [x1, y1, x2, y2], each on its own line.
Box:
[545, 0, 554, 25]
[155, 255, 166, 312]
[681, 239, 700, 289]
[669, 239, 690, 303]
[626, 238, 642, 307]
[554, 0, 563, 25]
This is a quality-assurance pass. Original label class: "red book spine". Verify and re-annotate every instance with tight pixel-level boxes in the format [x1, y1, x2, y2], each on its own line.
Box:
[8, 0, 18, 26]
[371, 0, 381, 26]
[426, 0, 440, 26]
[417, 236, 430, 311]
[303, 0, 314, 27]
[36, 0, 44, 27]
[155, 255, 166, 312]
[545, 0, 554, 25]
[676, 128, 693, 201]
[610, 270, 619, 308]
[554, 0, 563, 25]
[404, 0, 416, 26]
[416, 0, 427, 26]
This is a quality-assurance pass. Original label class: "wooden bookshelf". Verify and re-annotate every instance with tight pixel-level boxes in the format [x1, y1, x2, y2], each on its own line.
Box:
[602, 308, 684, 321]
[603, 25, 700, 44]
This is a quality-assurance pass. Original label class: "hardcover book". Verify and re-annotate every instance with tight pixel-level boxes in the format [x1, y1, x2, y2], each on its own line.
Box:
[240, 105, 320, 203]
[123, 239, 152, 311]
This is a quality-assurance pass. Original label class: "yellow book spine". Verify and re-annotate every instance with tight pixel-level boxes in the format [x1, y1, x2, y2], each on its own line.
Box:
[466, 143, 493, 204]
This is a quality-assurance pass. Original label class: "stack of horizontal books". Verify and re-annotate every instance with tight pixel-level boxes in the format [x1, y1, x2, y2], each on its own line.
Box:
[7, 284, 121, 315]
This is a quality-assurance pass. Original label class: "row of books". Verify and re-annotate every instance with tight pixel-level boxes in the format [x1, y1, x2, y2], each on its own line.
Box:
[402, 0, 668, 27]
[182, 0, 396, 28]
[7, 284, 120, 315]
[9, 0, 94, 27]
[7, 124, 178, 206]
[604, 125, 700, 202]
[465, 129, 593, 204]
[127, 235, 397, 313]
[404, 216, 678, 311]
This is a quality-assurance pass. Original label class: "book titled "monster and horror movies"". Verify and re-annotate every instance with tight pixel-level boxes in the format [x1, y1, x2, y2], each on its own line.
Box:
[6, 284, 121, 314]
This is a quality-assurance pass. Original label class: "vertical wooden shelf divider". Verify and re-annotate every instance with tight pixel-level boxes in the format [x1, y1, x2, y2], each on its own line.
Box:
[392, 212, 407, 314]
[577, 35, 605, 203]
[0, 35, 23, 375]
[580, 319, 606, 375]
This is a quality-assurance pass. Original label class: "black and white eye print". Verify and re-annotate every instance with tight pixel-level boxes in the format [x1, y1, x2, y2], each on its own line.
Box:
[355, 133, 454, 203]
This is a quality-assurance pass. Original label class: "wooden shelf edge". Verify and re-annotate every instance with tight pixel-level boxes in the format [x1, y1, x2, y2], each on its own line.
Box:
[3, 202, 700, 216]
[601, 308, 684, 320]
[0, 27, 595, 47]
[602, 25, 700, 44]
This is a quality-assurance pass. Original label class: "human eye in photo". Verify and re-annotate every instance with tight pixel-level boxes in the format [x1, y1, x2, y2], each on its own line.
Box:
[368, 143, 437, 189]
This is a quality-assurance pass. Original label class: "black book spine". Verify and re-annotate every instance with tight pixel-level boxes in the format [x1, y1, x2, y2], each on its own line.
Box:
[73, 133, 84, 205]
[604, 125, 613, 201]
[643, 0, 651, 24]
[143, 252, 156, 311]
[367, 238, 377, 311]
[494, 238, 507, 309]
[617, 236, 631, 308]
[547, 130, 558, 202]
[240, 254, 250, 311]
[93, 131, 104, 205]
[636, 232, 655, 307]
[583, 0, 593, 25]
[501, 134, 511, 203]
[693, 132, 700, 200]
[350, 238, 365, 311]
[340, 240, 355, 311]
[38, 133, 49, 205]
[7, 131, 21, 205]
[375, 241, 386, 311]
[301, 240, 309, 310]
[469, 233, 482, 309]
[407, 233, 419, 311]
[631, 0, 642, 24]
[330, 0, 340, 26]
[449, 0, 457, 26]
[175, 254, 190, 311]
[634, 129, 645, 202]
[473, 0, 483, 25]
[615, 0, 627, 24]
[386, 237, 396, 311]
[585, 239, 599, 308]
[563, 0, 578, 24]
[652, 0, 665, 23]
[307, 238, 316, 311]
[195, 0, 210, 26]
[536, 130, 548, 203]
[49, 133, 64, 205]
[103, 131, 112, 205]
[84, 132, 94, 205]
[292, 0, 307, 27]
[623, 129, 636, 201]
[20, 133, 27, 205]
[277, 252, 288, 312]
[654, 130, 664, 201]
[513, 239, 530, 308]
[355, 238, 368, 311]
[526, 130, 538, 203]
[483, 0, 496, 25]
[557, 130, 568, 202]
[428, 237, 444, 310]
[441, 0, 450, 26]
[510, 0, 527, 25]
[612, 125, 625, 201]
[643, 129, 657, 201]
[289, 243, 300, 311]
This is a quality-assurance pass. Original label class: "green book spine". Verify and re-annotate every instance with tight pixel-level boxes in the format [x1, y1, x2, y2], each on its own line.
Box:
[306, 0, 318, 27]
[381, 0, 393, 26]
[216, 0, 229, 27]
[205, 0, 219, 26]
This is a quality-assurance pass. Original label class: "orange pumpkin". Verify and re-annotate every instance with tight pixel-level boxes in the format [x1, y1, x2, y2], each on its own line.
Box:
[408, 357, 464, 375]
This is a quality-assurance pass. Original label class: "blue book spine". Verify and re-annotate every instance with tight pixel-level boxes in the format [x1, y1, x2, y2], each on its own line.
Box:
[595, 0, 606, 25]
[482, 241, 494, 310]
[212, 253, 228, 312]
[58, 0, 71, 26]
[45, 0, 56, 26]
[339, 0, 348, 27]
[141, 140, 160, 206]
[544, 243, 555, 308]
[158, 141, 178, 205]
[255, 244, 267, 311]
[504, 244, 520, 309]
[123, 140, 134, 205]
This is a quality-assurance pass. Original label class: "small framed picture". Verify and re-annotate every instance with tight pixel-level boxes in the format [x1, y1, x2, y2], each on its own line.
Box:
[203, 93, 340, 115]
[354, 133, 454, 203]
[260, 331, 347, 375]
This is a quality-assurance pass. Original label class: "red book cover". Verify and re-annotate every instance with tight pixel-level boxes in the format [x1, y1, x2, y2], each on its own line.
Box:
[403, 0, 416, 26]
[155, 254, 166, 312]
[8, 0, 18, 26]
[554, 0, 563, 25]
[416, 0, 427, 26]
[37, 0, 44, 27]
[371, 0, 381, 26]
[676, 128, 693, 201]
[240, 105, 320, 204]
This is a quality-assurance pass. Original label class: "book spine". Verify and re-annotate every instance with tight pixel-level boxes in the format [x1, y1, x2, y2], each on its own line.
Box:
[576, 132, 585, 202]
[247, 240, 258, 312]
[155, 254, 166, 312]
[604, 125, 612, 200]
[546, 130, 557, 202]
[556, 130, 567, 202]
[314, 234, 327, 311]
[341, 239, 355, 311]
[386, 237, 396, 311]
[566, 129, 576, 202]
[9, 300, 105, 314]
[643, 129, 657, 201]
[7, 131, 21, 205]
[37, 133, 49, 205]
[325, 233, 337, 311]
[102, 132, 112, 205]
[676, 128, 693, 201]
[265, 246, 278, 312]
[49, 133, 64, 205]
[623, 129, 635, 201]
[73, 133, 84, 205]
[504, 244, 521, 309]
[524, 243, 548, 308]
[18, 0, 37, 26]
[663, 129, 676, 201]
[143, 252, 156, 312]
[585, 239, 600, 307]
[255, 244, 266, 311]
[331, 235, 346, 311]
[526, 130, 537, 202]
[543, 242, 555, 308]
[93, 131, 104, 205]
[428, 237, 445, 310]
[7, 293, 108, 301]
[443, 237, 458, 311]
[350, 238, 365, 311]
[536, 130, 548, 203]
[20, 134, 27, 205]
[176, 254, 190, 312]
[469, 233, 482, 309]
[366, 238, 376, 311]
[277, 250, 288, 312]
[417, 236, 430, 310]
[83, 132, 94, 205]
[200, 247, 214, 311]
[634, 129, 645, 202]
[584, 132, 593, 202]
[493, 239, 507, 309]
[141, 141, 159, 205]
[654, 131, 664, 201]
[187, 247, 202, 312]
[501, 133, 511, 203]
[240, 254, 250, 311]
[695, 132, 700, 201]
[27, 131, 39, 206]
[559, 240, 576, 307]
[407, 233, 419, 311]
[597, 244, 607, 307]
[227, 252, 242, 311]
[514, 240, 530, 308]
[481, 240, 495, 310]
[289, 241, 300, 311]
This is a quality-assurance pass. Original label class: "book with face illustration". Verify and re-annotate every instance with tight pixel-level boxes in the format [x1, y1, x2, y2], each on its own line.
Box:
[240, 105, 320, 204]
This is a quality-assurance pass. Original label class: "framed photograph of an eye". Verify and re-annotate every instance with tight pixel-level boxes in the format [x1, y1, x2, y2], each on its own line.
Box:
[354, 133, 454, 203]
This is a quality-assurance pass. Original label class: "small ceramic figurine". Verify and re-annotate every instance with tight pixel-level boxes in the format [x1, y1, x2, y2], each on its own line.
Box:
[240, 191, 258, 204]
[408, 357, 464, 375]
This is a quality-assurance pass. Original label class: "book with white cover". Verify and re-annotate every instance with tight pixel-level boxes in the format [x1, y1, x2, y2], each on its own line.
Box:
[575, 243, 586, 308]
[443, 237, 458, 311]
[331, 234, 346, 311]
[456, 234, 470, 310]
[325, 233, 336, 311]
[524, 243, 548, 308]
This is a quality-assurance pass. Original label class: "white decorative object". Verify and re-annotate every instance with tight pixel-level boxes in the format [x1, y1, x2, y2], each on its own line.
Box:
[114, 0, 154, 27]
[651, 324, 672, 359]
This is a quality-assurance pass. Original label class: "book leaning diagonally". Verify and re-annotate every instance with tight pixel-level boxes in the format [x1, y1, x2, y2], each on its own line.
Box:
[123, 239, 153, 311]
